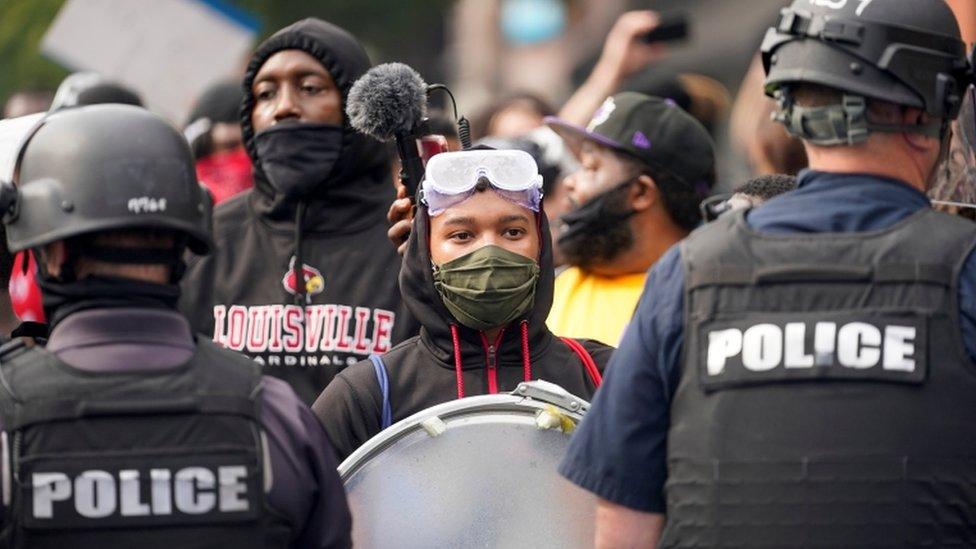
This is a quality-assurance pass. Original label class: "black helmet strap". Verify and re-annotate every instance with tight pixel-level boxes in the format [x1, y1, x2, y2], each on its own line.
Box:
[775, 90, 945, 146]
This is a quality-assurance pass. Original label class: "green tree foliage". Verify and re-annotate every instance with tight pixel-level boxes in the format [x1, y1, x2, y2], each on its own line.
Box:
[0, 0, 454, 106]
[0, 0, 69, 102]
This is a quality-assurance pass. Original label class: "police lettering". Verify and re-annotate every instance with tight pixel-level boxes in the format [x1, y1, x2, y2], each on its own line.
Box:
[31, 466, 249, 520]
[707, 321, 916, 375]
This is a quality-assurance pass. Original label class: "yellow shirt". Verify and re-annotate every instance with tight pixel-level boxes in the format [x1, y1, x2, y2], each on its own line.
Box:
[547, 267, 648, 346]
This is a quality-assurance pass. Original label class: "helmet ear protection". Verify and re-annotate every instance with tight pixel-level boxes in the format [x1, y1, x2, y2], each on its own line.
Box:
[772, 89, 946, 146]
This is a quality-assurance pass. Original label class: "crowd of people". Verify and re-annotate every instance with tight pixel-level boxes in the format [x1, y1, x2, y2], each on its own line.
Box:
[0, 0, 974, 547]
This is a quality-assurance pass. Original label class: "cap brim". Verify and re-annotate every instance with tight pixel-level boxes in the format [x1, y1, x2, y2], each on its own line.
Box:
[543, 116, 626, 157]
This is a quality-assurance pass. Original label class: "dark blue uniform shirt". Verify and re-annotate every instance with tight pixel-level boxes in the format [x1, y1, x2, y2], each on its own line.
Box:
[559, 170, 976, 513]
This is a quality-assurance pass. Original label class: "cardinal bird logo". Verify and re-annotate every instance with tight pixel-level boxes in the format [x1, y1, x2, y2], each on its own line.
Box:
[282, 257, 325, 298]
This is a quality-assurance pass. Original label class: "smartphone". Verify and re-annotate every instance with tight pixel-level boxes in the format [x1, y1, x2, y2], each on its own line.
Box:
[642, 13, 690, 44]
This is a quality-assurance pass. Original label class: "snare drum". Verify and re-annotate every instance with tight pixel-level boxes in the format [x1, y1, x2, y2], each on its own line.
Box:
[339, 380, 597, 548]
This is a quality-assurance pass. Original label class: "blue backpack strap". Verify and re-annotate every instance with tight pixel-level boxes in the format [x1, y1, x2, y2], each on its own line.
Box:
[368, 354, 393, 430]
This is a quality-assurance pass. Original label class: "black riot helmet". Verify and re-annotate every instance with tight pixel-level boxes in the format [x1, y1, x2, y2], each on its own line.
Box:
[761, 0, 974, 145]
[0, 104, 212, 257]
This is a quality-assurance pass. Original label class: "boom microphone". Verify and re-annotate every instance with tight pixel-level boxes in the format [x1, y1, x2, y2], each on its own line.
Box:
[348, 63, 430, 200]
[347, 63, 428, 143]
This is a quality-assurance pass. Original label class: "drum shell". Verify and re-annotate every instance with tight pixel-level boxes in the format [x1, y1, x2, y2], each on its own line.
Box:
[340, 389, 597, 548]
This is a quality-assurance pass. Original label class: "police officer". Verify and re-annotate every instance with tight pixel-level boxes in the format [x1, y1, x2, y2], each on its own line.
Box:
[0, 105, 350, 548]
[559, 1, 976, 547]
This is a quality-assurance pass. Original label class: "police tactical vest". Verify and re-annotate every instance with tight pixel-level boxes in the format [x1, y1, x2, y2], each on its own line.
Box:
[664, 208, 976, 547]
[0, 338, 292, 549]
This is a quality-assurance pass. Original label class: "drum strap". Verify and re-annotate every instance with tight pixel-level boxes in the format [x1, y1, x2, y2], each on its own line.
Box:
[561, 338, 602, 387]
[369, 354, 394, 430]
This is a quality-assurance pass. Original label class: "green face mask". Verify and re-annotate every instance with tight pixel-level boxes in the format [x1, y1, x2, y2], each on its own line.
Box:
[432, 245, 540, 331]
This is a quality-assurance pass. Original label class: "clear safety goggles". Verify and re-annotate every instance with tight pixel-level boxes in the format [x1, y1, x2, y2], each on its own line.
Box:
[422, 150, 544, 216]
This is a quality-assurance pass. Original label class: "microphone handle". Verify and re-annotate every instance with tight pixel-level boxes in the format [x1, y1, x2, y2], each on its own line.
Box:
[395, 130, 426, 202]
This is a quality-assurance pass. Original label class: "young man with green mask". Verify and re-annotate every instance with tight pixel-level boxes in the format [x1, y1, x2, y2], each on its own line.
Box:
[313, 149, 612, 460]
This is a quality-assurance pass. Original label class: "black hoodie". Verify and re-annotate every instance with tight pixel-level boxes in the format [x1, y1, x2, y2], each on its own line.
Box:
[312, 199, 613, 461]
[180, 19, 418, 404]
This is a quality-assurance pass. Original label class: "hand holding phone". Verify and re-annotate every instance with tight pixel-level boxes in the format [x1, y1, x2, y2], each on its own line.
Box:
[642, 13, 690, 44]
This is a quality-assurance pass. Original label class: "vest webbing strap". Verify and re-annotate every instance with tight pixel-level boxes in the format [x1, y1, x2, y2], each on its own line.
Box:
[7, 394, 258, 431]
[688, 263, 953, 289]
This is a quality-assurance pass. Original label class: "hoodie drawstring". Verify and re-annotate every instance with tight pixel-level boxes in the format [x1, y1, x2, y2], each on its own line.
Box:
[520, 320, 532, 383]
[450, 324, 465, 399]
[292, 201, 307, 307]
[448, 321, 534, 400]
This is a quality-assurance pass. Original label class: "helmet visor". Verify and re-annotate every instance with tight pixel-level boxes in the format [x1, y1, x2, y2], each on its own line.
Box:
[932, 86, 976, 211]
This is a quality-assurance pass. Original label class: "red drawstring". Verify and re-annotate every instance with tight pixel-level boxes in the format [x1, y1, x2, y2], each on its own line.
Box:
[561, 337, 602, 387]
[452, 321, 533, 400]
[520, 320, 532, 382]
[450, 324, 465, 399]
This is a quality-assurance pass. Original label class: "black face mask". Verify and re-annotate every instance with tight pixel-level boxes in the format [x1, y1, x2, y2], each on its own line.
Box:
[38, 275, 181, 329]
[557, 178, 637, 269]
[253, 122, 344, 199]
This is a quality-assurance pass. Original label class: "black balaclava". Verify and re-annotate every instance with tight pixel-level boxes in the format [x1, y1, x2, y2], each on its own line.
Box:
[36, 238, 184, 330]
[240, 18, 391, 231]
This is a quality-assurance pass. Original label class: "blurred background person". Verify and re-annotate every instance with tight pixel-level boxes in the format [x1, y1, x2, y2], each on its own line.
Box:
[478, 127, 579, 267]
[48, 71, 143, 111]
[471, 91, 555, 140]
[700, 173, 797, 222]
[449, 0, 626, 114]
[183, 79, 253, 204]
[729, 55, 809, 176]
[546, 92, 715, 346]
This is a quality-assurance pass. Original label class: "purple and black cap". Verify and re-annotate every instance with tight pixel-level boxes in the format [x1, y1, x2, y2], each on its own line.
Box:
[545, 91, 716, 196]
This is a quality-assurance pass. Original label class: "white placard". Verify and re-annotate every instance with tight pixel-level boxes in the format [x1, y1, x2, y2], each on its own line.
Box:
[41, 0, 258, 123]
[0, 113, 46, 183]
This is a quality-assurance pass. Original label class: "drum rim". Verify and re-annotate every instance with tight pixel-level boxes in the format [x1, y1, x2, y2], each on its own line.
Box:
[338, 382, 588, 480]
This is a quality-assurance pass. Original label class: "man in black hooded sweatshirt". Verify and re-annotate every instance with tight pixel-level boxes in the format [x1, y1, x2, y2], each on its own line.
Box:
[313, 149, 613, 461]
[181, 18, 417, 404]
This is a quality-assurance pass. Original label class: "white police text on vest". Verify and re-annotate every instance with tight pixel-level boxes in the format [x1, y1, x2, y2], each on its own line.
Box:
[31, 465, 250, 520]
[706, 320, 921, 378]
